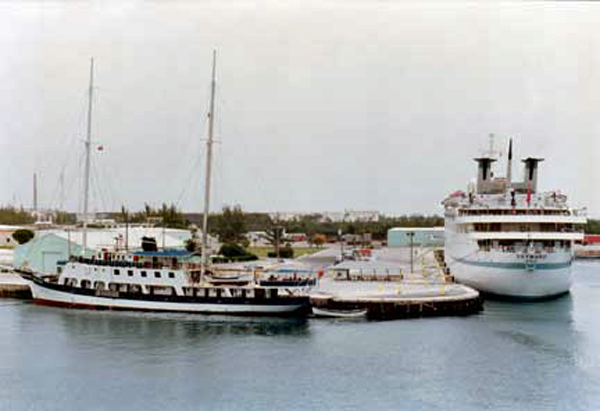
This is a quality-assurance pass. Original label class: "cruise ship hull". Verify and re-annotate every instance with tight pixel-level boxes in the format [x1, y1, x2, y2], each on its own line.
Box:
[23, 277, 310, 316]
[447, 255, 572, 300]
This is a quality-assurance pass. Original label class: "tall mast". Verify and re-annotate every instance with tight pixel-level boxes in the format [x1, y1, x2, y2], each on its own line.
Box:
[82, 57, 94, 256]
[201, 50, 217, 280]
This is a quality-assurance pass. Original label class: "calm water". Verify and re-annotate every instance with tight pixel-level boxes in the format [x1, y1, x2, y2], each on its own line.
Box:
[1, 263, 600, 411]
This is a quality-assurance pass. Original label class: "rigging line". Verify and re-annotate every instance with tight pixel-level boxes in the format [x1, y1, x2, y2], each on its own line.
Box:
[46, 90, 90, 210]
[174, 147, 205, 209]
[95, 158, 117, 213]
[168, 82, 212, 203]
[172, 82, 213, 209]
[94, 153, 120, 212]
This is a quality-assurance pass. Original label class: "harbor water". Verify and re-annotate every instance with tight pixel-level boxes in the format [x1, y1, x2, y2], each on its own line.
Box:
[1, 262, 600, 410]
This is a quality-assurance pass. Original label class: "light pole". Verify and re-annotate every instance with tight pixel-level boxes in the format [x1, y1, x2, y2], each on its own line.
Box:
[338, 228, 343, 262]
[408, 231, 415, 274]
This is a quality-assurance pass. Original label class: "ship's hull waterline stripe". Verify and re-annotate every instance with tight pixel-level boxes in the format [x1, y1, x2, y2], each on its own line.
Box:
[450, 256, 572, 270]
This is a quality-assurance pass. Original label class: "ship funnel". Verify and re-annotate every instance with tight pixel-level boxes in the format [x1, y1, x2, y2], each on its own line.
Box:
[522, 157, 544, 193]
[474, 157, 496, 194]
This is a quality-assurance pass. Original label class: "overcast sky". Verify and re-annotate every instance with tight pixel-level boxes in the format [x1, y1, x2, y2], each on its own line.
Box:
[1, 1, 598, 217]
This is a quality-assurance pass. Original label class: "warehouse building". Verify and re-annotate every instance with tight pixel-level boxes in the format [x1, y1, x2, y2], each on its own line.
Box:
[387, 227, 444, 247]
[13, 227, 196, 274]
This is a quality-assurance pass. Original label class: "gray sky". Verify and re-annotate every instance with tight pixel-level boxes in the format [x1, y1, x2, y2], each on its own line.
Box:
[1, 1, 598, 217]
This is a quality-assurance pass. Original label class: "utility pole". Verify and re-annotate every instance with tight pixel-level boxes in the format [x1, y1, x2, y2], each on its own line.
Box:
[338, 228, 344, 262]
[408, 231, 415, 274]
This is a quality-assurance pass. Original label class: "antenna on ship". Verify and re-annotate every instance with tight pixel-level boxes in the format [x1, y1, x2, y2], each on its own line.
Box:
[200, 50, 217, 282]
[506, 138, 513, 191]
[484, 133, 503, 159]
[82, 57, 95, 256]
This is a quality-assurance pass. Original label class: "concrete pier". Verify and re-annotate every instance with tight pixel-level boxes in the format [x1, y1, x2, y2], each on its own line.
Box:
[309, 246, 483, 320]
[0, 273, 32, 299]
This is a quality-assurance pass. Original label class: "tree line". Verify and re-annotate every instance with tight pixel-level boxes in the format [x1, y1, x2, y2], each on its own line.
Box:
[2, 204, 599, 237]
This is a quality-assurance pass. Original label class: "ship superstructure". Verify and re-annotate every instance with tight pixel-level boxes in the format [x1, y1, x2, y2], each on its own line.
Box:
[443, 140, 586, 299]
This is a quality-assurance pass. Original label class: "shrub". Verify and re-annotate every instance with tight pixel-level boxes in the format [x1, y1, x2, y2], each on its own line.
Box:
[267, 246, 294, 259]
[12, 229, 34, 245]
[219, 243, 247, 258]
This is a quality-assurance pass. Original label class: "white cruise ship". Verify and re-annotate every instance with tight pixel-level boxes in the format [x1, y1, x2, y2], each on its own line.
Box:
[443, 140, 586, 299]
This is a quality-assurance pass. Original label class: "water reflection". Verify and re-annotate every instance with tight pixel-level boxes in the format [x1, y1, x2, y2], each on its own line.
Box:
[20, 304, 310, 348]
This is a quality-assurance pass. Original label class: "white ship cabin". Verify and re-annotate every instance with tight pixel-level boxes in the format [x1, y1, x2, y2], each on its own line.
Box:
[56, 248, 314, 300]
[444, 148, 587, 255]
[57, 249, 207, 297]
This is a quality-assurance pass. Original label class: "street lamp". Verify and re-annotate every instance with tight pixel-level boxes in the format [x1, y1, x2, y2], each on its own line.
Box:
[407, 231, 415, 274]
[338, 228, 343, 262]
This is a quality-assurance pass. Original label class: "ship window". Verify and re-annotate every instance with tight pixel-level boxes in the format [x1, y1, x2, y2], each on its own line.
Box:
[141, 271, 147, 277]
[66, 278, 78, 287]
[168, 272, 175, 279]
[155, 272, 161, 278]
[128, 270, 134, 277]
[114, 269, 120, 275]
[81, 280, 91, 289]
[94, 281, 105, 290]
[153, 286, 173, 296]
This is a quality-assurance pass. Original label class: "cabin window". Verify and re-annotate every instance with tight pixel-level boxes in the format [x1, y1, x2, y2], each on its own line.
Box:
[229, 288, 243, 298]
[208, 288, 218, 298]
[129, 284, 141, 293]
[267, 289, 278, 299]
[114, 269, 120, 275]
[155, 272, 161, 278]
[246, 289, 254, 299]
[128, 270, 134, 277]
[168, 272, 175, 279]
[140, 271, 147, 278]
[81, 280, 91, 289]
[109, 283, 119, 292]
[153, 286, 174, 296]
[196, 288, 206, 298]
[94, 281, 105, 290]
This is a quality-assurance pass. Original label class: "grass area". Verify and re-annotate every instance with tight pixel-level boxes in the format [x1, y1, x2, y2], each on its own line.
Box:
[247, 246, 323, 259]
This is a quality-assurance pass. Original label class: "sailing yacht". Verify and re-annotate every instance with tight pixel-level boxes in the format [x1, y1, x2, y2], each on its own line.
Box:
[18, 53, 313, 315]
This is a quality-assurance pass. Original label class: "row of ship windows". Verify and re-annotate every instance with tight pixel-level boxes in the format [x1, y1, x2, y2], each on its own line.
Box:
[112, 269, 176, 279]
